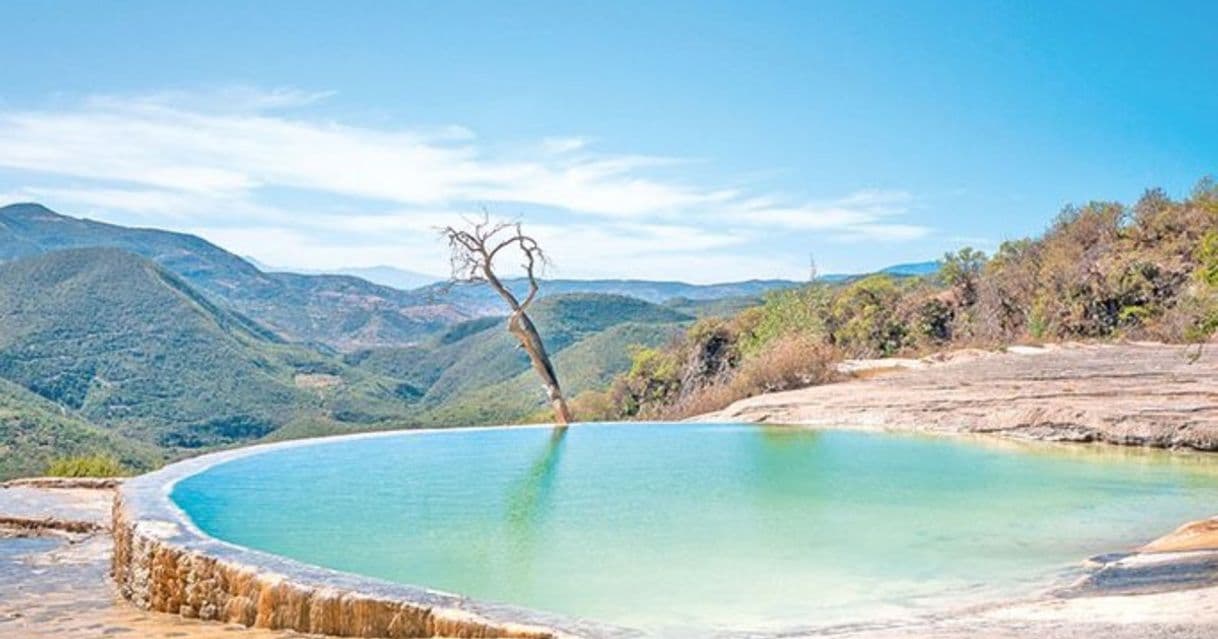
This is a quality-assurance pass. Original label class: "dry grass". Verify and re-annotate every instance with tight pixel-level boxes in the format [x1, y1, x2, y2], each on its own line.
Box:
[661, 335, 839, 419]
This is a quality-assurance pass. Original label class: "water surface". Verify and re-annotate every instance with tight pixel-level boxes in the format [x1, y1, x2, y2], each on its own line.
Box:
[172, 423, 1218, 636]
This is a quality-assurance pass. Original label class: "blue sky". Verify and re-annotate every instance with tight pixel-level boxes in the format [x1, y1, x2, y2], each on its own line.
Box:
[0, 1, 1214, 282]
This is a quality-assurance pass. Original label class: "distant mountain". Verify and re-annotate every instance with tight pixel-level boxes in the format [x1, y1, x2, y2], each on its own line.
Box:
[0, 203, 807, 349]
[0, 203, 455, 349]
[247, 259, 441, 292]
[0, 248, 415, 451]
[415, 278, 801, 316]
[818, 260, 941, 283]
[321, 265, 440, 290]
[879, 261, 940, 277]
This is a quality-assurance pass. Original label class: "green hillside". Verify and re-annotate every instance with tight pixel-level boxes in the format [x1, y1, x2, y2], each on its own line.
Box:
[416, 277, 799, 316]
[0, 248, 414, 450]
[0, 203, 453, 349]
[420, 320, 685, 425]
[350, 294, 692, 424]
[0, 378, 161, 480]
[0, 249, 696, 476]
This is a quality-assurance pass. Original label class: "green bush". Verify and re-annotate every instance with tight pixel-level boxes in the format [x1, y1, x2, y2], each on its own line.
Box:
[46, 454, 127, 477]
[829, 275, 910, 356]
[1196, 230, 1218, 287]
[737, 285, 830, 356]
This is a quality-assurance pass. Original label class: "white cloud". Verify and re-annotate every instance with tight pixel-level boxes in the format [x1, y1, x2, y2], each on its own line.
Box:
[0, 93, 714, 214]
[184, 225, 450, 276]
[541, 136, 589, 154]
[84, 86, 338, 113]
[0, 88, 937, 281]
[725, 189, 928, 241]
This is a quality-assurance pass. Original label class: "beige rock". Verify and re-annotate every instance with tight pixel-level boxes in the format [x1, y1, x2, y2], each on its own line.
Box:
[110, 494, 563, 638]
[697, 342, 1218, 450]
[1142, 517, 1218, 553]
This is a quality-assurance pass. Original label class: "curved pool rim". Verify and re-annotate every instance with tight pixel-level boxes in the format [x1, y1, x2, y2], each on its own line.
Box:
[113, 424, 639, 639]
[116, 421, 1206, 638]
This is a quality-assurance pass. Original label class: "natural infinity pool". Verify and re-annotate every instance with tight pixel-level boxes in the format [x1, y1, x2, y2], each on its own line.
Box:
[172, 423, 1218, 636]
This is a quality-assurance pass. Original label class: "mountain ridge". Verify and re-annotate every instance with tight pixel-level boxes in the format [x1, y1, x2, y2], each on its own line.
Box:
[0, 247, 423, 449]
[0, 203, 806, 349]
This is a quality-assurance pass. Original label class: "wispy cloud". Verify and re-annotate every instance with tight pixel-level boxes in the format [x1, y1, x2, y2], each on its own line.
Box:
[729, 189, 928, 240]
[0, 88, 935, 280]
[541, 136, 590, 154]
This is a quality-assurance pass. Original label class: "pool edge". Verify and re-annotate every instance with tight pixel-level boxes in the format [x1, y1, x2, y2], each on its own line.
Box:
[111, 425, 640, 639]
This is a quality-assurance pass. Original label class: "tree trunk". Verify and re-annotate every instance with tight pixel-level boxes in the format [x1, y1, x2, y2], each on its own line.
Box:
[508, 309, 573, 425]
[447, 225, 573, 426]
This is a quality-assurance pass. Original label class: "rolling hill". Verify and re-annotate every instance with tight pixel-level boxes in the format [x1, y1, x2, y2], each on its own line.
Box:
[0, 249, 697, 476]
[0, 203, 455, 349]
[414, 277, 801, 316]
[0, 247, 416, 450]
[0, 203, 804, 349]
[348, 294, 692, 424]
[0, 377, 162, 480]
[879, 261, 940, 277]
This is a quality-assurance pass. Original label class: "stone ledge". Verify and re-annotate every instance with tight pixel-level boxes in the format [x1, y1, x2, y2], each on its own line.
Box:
[0, 515, 102, 534]
[110, 430, 635, 639]
[2, 476, 124, 489]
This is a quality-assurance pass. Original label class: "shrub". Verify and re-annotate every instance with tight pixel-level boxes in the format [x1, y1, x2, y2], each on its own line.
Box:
[737, 285, 830, 356]
[730, 334, 838, 396]
[659, 334, 839, 420]
[1196, 230, 1218, 288]
[46, 454, 127, 477]
[829, 275, 910, 356]
[566, 389, 618, 422]
[939, 247, 987, 305]
[914, 297, 954, 344]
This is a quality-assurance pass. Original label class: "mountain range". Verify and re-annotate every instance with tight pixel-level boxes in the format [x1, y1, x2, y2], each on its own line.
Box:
[0, 202, 941, 478]
[0, 203, 802, 349]
[244, 258, 441, 292]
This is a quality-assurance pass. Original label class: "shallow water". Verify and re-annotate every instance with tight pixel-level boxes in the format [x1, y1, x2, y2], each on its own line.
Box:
[172, 423, 1218, 636]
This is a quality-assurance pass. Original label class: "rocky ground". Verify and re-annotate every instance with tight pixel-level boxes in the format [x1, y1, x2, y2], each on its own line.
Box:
[694, 341, 1218, 637]
[0, 480, 302, 639]
[701, 342, 1218, 450]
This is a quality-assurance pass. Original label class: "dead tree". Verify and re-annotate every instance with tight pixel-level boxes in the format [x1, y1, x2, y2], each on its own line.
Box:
[441, 217, 574, 425]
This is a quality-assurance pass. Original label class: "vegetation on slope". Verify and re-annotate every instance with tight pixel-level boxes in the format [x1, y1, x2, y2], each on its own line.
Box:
[428, 321, 687, 425]
[348, 294, 692, 425]
[0, 247, 415, 451]
[0, 378, 160, 480]
[415, 278, 799, 316]
[585, 178, 1218, 420]
[45, 454, 128, 477]
[0, 203, 453, 349]
[0, 203, 798, 350]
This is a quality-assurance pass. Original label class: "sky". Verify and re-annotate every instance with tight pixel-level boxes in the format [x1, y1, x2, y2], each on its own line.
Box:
[0, 1, 1214, 283]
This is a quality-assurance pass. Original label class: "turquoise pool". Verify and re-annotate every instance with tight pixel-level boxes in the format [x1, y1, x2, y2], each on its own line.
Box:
[171, 423, 1218, 636]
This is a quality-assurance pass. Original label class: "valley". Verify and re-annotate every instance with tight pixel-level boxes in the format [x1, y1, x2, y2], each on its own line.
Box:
[0, 203, 807, 478]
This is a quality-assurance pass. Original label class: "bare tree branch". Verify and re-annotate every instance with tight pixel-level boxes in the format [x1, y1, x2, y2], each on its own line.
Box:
[438, 215, 572, 424]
